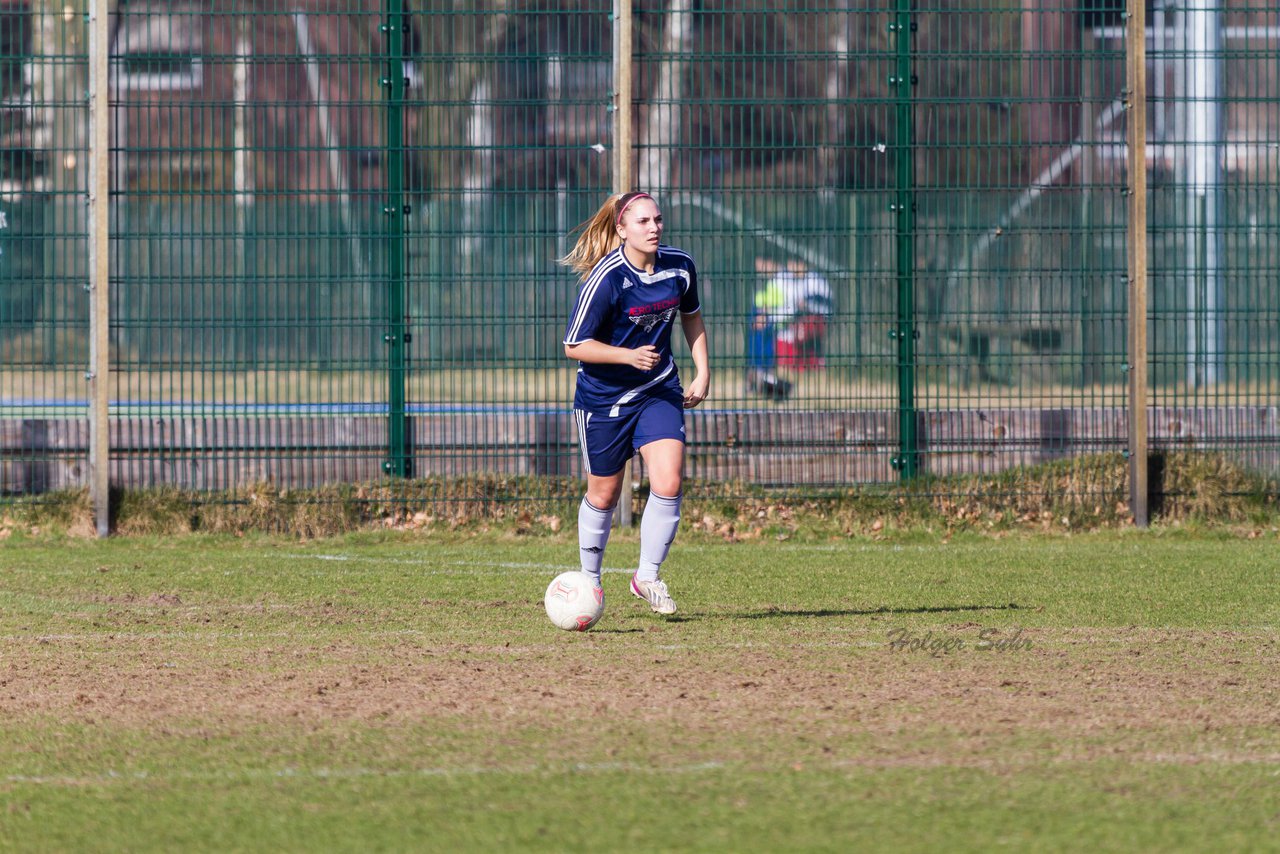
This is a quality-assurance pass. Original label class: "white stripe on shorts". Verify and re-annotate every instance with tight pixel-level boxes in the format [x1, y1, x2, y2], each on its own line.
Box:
[574, 408, 592, 475]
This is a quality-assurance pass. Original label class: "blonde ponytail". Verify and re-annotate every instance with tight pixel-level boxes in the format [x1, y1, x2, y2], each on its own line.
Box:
[558, 193, 625, 279]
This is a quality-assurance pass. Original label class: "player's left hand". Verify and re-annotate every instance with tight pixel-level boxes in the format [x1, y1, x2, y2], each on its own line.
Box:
[683, 376, 709, 409]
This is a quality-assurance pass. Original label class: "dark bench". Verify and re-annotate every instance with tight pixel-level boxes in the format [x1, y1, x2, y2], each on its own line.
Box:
[942, 323, 1064, 386]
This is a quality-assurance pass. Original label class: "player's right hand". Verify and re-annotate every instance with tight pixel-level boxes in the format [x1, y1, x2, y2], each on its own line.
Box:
[629, 345, 660, 371]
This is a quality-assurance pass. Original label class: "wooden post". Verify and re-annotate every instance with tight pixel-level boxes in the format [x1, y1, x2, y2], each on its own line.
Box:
[1126, 0, 1150, 527]
[88, 0, 111, 536]
[613, 0, 635, 526]
[613, 0, 632, 191]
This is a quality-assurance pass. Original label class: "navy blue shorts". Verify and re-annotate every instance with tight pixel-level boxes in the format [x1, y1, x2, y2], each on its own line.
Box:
[574, 393, 686, 477]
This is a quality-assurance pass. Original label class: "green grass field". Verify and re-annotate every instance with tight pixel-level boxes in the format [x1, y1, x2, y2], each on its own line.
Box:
[1, 529, 1278, 852]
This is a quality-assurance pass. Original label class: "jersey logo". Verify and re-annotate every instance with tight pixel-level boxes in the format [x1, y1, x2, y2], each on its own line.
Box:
[627, 296, 681, 332]
[629, 307, 677, 332]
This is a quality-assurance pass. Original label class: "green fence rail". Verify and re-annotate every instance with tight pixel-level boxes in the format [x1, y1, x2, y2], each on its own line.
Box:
[1, 1, 1277, 518]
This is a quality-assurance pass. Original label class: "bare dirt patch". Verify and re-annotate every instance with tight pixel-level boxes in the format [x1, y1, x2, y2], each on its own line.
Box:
[3, 627, 1277, 758]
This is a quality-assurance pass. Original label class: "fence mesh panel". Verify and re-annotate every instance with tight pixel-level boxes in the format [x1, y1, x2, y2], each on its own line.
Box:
[1146, 2, 1280, 489]
[104, 2, 391, 491]
[2, 0, 88, 498]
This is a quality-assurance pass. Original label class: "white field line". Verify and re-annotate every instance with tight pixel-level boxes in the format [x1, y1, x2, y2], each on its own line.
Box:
[6, 753, 1279, 788]
[0, 544, 943, 579]
[280, 555, 580, 574]
[275, 555, 683, 575]
[0, 557, 575, 577]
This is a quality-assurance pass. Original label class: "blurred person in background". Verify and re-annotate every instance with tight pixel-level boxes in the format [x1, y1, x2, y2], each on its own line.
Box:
[775, 258, 833, 372]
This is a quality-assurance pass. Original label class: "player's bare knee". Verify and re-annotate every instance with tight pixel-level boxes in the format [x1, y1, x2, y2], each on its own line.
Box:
[586, 483, 622, 510]
[647, 474, 683, 499]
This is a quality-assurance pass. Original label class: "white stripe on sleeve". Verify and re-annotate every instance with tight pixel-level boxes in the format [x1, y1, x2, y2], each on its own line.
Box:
[564, 254, 624, 345]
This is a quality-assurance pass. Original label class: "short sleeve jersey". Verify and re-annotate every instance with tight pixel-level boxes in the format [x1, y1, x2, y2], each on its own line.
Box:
[563, 244, 701, 414]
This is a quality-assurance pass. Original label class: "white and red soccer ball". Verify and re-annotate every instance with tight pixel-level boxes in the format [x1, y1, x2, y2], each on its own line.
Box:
[544, 571, 605, 631]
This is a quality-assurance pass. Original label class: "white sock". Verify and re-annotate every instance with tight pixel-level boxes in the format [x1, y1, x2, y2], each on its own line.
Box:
[636, 491, 681, 583]
[577, 497, 613, 586]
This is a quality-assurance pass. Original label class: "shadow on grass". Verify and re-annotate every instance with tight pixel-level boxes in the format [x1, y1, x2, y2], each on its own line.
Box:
[733, 603, 1022, 620]
[607, 617, 699, 626]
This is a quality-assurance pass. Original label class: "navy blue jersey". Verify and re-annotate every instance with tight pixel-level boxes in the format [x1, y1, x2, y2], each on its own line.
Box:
[564, 244, 701, 415]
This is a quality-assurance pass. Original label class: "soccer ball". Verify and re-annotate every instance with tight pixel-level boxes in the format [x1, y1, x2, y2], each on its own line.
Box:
[544, 571, 604, 631]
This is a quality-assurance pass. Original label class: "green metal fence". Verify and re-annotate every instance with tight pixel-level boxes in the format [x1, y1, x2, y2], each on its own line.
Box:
[1, 0, 1277, 519]
[2, 0, 89, 497]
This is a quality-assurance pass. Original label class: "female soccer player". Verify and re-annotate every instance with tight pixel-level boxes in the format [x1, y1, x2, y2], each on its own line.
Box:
[560, 192, 710, 615]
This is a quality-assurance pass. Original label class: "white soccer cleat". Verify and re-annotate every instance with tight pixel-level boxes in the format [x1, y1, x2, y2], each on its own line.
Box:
[630, 574, 677, 615]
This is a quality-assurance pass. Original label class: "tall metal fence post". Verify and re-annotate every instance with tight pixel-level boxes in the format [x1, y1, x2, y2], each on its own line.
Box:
[88, 0, 111, 536]
[892, 0, 918, 480]
[384, 0, 410, 478]
[1126, 0, 1150, 526]
[613, 0, 635, 526]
